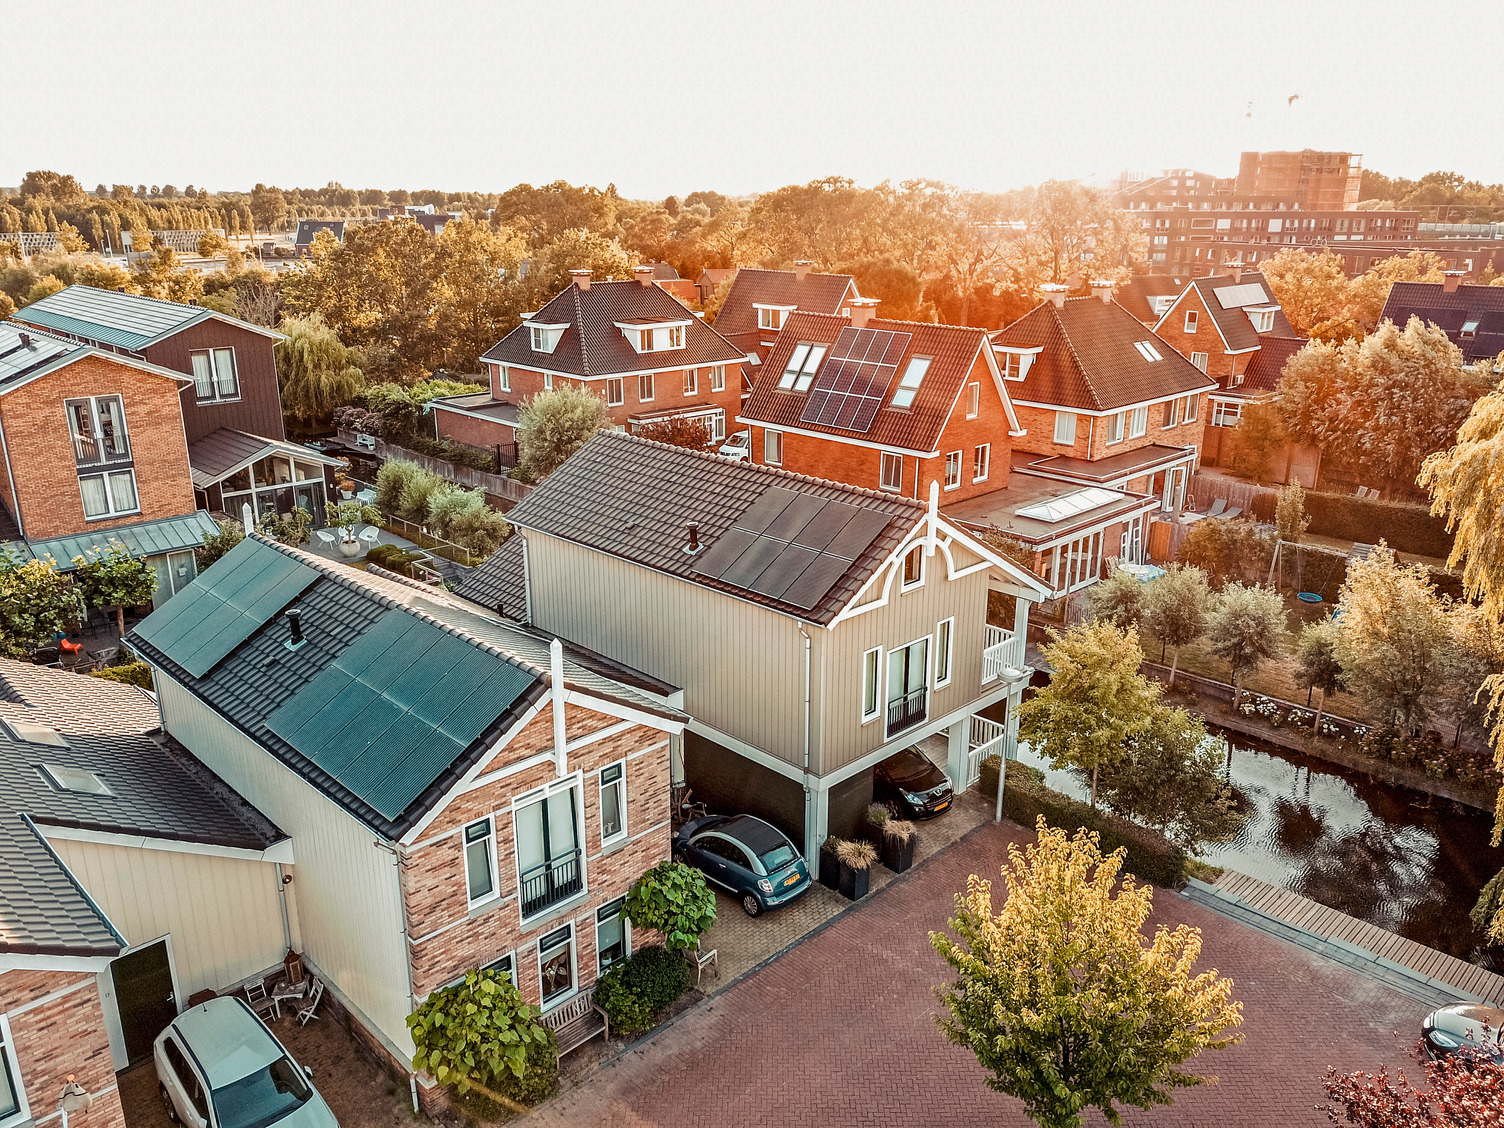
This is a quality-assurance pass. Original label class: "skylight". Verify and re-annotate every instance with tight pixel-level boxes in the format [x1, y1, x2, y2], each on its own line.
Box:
[1133, 341, 1165, 362]
[778, 342, 827, 392]
[39, 764, 111, 795]
[2, 718, 69, 747]
[889, 356, 931, 408]
[1016, 487, 1123, 524]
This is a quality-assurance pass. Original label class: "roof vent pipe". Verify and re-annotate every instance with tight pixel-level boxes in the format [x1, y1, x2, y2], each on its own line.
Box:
[17, 333, 30, 349]
[684, 521, 701, 555]
[285, 608, 305, 650]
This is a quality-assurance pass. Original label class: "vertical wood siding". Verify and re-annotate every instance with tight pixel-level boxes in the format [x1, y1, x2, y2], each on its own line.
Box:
[145, 321, 286, 444]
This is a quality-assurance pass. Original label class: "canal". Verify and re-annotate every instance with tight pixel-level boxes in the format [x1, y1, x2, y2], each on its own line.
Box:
[1016, 726, 1504, 971]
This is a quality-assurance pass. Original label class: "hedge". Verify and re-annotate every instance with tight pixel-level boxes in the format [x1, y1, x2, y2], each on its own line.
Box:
[1301, 491, 1453, 558]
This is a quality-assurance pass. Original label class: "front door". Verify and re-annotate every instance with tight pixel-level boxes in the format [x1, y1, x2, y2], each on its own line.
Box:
[111, 939, 177, 1065]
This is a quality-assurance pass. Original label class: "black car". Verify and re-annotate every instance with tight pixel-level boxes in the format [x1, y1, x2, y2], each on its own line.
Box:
[1422, 1003, 1504, 1062]
[674, 814, 812, 916]
[874, 747, 953, 819]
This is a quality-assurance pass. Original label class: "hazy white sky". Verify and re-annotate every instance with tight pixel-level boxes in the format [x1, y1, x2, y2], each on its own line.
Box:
[7, 0, 1498, 199]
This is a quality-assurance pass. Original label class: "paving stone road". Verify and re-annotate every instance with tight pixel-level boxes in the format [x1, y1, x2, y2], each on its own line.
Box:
[528, 818, 1426, 1127]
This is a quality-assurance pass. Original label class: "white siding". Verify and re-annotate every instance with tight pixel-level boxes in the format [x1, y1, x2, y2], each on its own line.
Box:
[155, 675, 415, 1057]
[47, 838, 286, 998]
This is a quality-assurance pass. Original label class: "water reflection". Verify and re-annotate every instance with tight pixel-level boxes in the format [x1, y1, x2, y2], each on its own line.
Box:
[1017, 728, 1504, 969]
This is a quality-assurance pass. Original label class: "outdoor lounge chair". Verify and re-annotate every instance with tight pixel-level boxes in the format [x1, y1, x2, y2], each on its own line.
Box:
[1204, 498, 1228, 517]
[1221, 505, 1243, 519]
[296, 979, 324, 1026]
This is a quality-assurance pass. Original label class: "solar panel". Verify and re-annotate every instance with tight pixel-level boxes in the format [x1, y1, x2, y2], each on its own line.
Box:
[799, 328, 911, 433]
[693, 486, 895, 611]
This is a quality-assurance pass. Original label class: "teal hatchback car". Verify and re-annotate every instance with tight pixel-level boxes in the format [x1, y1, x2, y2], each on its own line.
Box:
[675, 814, 812, 916]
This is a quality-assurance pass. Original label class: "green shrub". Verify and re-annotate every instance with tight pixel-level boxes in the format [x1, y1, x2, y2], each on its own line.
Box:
[978, 753, 1004, 799]
[593, 966, 656, 1035]
[408, 434, 499, 474]
[594, 946, 691, 1035]
[363, 544, 423, 575]
[90, 662, 153, 689]
[1301, 491, 1453, 558]
[406, 969, 556, 1101]
[396, 465, 448, 522]
[624, 860, 717, 951]
[489, 1025, 557, 1106]
[374, 458, 425, 515]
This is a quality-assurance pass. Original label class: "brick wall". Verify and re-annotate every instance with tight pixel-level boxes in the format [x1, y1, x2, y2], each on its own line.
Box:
[1012, 396, 1208, 464]
[486, 361, 745, 435]
[0, 969, 126, 1128]
[430, 407, 515, 450]
[0, 355, 196, 540]
[1151, 290, 1253, 389]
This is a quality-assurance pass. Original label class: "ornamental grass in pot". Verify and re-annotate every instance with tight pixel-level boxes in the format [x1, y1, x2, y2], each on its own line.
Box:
[818, 836, 841, 890]
[864, 802, 890, 848]
[834, 838, 877, 901]
[879, 818, 917, 873]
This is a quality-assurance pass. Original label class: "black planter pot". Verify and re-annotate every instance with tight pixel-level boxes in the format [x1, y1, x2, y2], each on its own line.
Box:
[881, 834, 915, 873]
[837, 862, 870, 901]
[818, 847, 840, 890]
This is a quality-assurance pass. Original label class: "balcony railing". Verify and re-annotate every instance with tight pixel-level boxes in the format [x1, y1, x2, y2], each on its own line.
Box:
[886, 687, 928, 739]
[982, 625, 1026, 684]
[519, 849, 583, 918]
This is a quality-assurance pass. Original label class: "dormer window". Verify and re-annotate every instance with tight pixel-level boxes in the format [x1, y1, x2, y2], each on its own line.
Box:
[994, 348, 1036, 380]
[755, 304, 795, 331]
[1246, 306, 1278, 333]
[527, 322, 567, 354]
[616, 319, 691, 354]
[778, 342, 826, 392]
[890, 356, 931, 408]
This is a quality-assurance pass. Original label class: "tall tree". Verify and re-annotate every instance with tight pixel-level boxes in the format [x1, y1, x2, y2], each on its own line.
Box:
[1086, 566, 1143, 630]
[515, 385, 608, 481]
[249, 184, 287, 234]
[1439, 601, 1503, 749]
[1274, 481, 1311, 588]
[275, 315, 365, 431]
[1204, 583, 1286, 710]
[931, 820, 1243, 1128]
[71, 545, 156, 637]
[1002, 179, 1144, 291]
[1260, 247, 1442, 340]
[1140, 564, 1213, 686]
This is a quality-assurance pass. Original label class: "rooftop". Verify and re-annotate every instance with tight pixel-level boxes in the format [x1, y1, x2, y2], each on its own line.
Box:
[943, 474, 1158, 546]
[0, 320, 190, 395]
[14, 284, 284, 352]
[188, 428, 345, 490]
[1382, 280, 1504, 362]
[712, 268, 857, 341]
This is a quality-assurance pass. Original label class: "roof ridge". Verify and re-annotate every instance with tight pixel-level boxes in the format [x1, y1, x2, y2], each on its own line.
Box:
[573, 285, 591, 376]
[1051, 301, 1104, 411]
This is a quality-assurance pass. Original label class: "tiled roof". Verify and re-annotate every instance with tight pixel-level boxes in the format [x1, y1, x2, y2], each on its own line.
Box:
[1242, 335, 1305, 393]
[294, 219, 345, 246]
[995, 297, 1216, 413]
[739, 312, 992, 453]
[0, 662, 285, 956]
[481, 280, 743, 377]
[1185, 273, 1285, 352]
[14, 284, 283, 350]
[713, 269, 856, 342]
[187, 428, 344, 489]
[500, 430, 924, 626]
[1117, 275, 1185, 323]
[1382, 281, 1504, 362]
[454, 535, 527, 617]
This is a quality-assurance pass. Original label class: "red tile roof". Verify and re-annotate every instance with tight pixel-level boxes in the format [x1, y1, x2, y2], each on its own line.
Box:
[1241, 335, 1304, 393]
[713, 269, 857, 342]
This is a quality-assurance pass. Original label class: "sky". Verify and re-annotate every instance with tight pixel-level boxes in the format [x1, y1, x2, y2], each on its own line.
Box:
[7, 0, 1501, 200]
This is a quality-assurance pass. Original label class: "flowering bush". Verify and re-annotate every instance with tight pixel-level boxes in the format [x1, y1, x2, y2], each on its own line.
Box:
[1238, 695, 1282, 724]
[1286, 707, 1315, 728]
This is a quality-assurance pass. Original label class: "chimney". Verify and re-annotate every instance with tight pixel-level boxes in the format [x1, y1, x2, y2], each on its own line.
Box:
[569, 269, 592, 291]
[683, 521, 701, 555]
[634, 265, 655, 287]
[793, 260, 813, 282]
[848, 296, 881, 329]
[17, 333, 30, 349]
[1443, 270, 1466, 294]
[1040, 283, 1069, 310]
[1090, 279, 1114, 304]
[284, 608, 305, 649]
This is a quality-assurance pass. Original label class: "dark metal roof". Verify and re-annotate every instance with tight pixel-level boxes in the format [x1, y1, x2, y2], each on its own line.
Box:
[995, 297, 1216, 413]
[188, 428, 345, 489]
[14, 284, 284, 350]
[294, 219, 346, 246]
[0, 662, 284, 957]
[481, 280, 742, 376]
[0, 321, 86, 390]
[1382, 281, 1504, 362]
[27, 511, 221, 572]
[428, 394, 521, 428]
[713, 269, 856, 342]
[501, 430, 923, 626]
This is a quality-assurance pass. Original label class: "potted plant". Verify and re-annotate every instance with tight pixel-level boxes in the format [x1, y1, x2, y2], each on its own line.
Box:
[336, 476, 356, 500]
[880, 819, 917, 873]
[835, 839, 877, 901]
[329, 500, 381, 557]
[818, 836, 841, 890]
[864, 802, 890, 848]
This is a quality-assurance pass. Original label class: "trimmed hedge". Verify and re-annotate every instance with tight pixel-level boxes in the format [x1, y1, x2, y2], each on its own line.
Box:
[594, 946, 690, 1035]
[1301, 491, 1453, 558]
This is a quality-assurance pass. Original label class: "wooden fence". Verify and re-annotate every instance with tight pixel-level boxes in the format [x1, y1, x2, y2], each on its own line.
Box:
[337, 430, 533, 505]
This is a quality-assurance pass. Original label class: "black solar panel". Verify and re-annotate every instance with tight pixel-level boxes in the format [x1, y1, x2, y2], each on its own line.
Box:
[799, 327, 911, 433]
[693, 486, 893, 611]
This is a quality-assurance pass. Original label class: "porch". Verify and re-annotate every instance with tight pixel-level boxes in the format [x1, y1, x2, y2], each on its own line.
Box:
[883, 625, 1025, 743]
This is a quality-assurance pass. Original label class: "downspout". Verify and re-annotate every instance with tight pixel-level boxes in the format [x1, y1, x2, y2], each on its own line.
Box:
[374, 839, 421, 1114]
[550, 638, 567, 778]
[0, 415, 23, 536]
[797, 622, 813, 853]
[274, 863, 292, 950]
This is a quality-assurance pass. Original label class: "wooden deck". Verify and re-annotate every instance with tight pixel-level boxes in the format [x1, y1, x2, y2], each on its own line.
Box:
[1212, 870, 1504, 1005]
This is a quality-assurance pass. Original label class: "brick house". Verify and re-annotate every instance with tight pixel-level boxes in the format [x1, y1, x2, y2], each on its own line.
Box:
[1382, 274, 1504, 364]
[431, 268, 748, 454]
[712, 264, 860, 363]
[13, 285, 342, 528]
[127, 536, 685, 1100]
[736, 304, 1025, 505]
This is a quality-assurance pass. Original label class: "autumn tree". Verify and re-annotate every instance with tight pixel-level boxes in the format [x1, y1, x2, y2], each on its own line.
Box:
[1204, 582, 1286, 710]
[0, 556, 78, 659]
[515, 385, 608, 481]
[275, 315, 365, 431]
[1260, 247, 1442, 340]
[634, 417, 713, 450]
[524, 228, 634, 305]
[1323, 1046, 1504, 1127]
[1016, 621, 1162, 808]
[931, 820, 1243, 1128]
[1140, 564, 1213, 686]
[1274, 481, 1311, 588]
[249, 184, 287, 234]
[1001, 179, 1144, 291]
[1439, 601, 1503, 748]
[1294, 621, 1347, 734]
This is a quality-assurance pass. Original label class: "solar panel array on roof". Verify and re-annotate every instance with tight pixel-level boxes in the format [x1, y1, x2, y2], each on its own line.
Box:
[692, 485, 894, 610]
[799, 327, 911, 432]
[1212, 283, 1269, 309]
[264, 609, 536, 820]
[132, 537, 319, 676]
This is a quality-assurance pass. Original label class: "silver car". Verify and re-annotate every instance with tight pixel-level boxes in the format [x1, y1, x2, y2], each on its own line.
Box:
[154, 998, 338, 1128]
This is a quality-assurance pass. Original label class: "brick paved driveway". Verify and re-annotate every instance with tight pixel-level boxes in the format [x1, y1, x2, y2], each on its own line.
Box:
[529, 819, 1425, 1128]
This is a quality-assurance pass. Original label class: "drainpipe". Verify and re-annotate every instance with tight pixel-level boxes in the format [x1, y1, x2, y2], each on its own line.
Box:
[274, 863, 292, 950]
[373, 839, 420, 1114]
[550, 638, 567, 778]
[797, 622, 814, 858]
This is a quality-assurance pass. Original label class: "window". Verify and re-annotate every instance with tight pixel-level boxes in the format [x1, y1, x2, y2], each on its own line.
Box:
[1128, 406, 1147, 438]
[886, 637, 929, 737]
[1053, 411, 1076, 445]
[530, 326, 548, 351]
[934, 618, 953, 688]
[709, 365, 726, 392]
[757, 306, 786, 331]
[1190, 351, 1209, 372]
[1211, 400, 1242, 427]
[638, 373, 654, 402]
[861, 646, 881, 722]
[596, 898, 630, 973]
[1182, 393, 1198, 423]
[667, 326, 684, 349]
[495, 364, 511, 393]
[605, 378, 624, 407]
[778, 343, 825, 392]
[79, 468, 140, 519]
[708, 410, 726, 442]
[1107, 411, 1126, 444]
[543, 372, 554, 391]
[998, 353, 1025, 379]
[1253, 310, 1275, 332]
[890, 356, 931, 408]
[515, 783, 583, 919]
[464, 818, 497, 907]
[1183, 310, 1198, 333]
[901, 546, 923, 590]
[189, 348, 240, 402]
[39, 764, 109, 794]
[599, 762, 626, 847]
[0, 1015, 29, 1128]
[68, 396, 130, 466]
[1133, 340, 1164, 362]
[879, 451, 903, 492]
[944, 450, 962, 490]
[973, 443, 990, 482]
[683, 368, 698, 396]
[483, 953, 515, 987]
[537, 924, 576, 1007]
[163, 1037, 208, 1122]
[1163, 397, 1180, 428]
[1228, 371, 1244, 388]
[763, 429, 783, 465]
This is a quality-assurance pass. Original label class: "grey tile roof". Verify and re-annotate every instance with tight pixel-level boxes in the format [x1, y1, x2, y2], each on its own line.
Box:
[995, 297, 1216, 413]
[1382, 281, 1504, 363]
[187, 428, 344, 489]
[453, 533, 526, 617]
[481, 281, 743, 377]
[294, 219, 345, 246]
[14, 284, 282, 351]
[713, 269, 856, 343]
[0, 661, 285, 957]
[501, 430, 924, 626]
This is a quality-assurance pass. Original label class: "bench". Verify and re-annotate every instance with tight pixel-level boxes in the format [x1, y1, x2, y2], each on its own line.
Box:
[540, 986, 609, 1064]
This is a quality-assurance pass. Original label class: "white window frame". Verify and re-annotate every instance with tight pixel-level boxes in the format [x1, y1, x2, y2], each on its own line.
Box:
[599, 761, 627, 849]
[512, 773, 588, 925]
[973, 443, 990, 482]
[879, 451, 903, 493]
[944, 450, 962, 491]
[1254, 310, 1274, 332]
[778, 343, 825, 392]
[900, 545, 924, 591]
[763, 429, 783, 465]
[683, 369, 698, 396]
[860, 645, 882, 723]
[709, 364, 726, 392]
[0, 1013, 30, 1128]
[536, 923, 578, 1011]
[79, 468, 141, 521]
[667, 325, 685, 349]
[890, 356, 932, 409]
[756, 306, 786, 331]
[1129, 406, 1148, 438]
[1190, 351, 1209, 372]
[495, 364, 511, 393]
[605, 377, 624, 407]
[1184, 310, 1198, 333]
[543, 372, 554, 391]
[463, 816, 499, 909]
[1229, 370, 1244, 388]
[965, 381, 980, 419]
[638, 373, 654, 402]
[1053, 411, 1076, 445]
[1182, 393, 1199, 423]
[1107, 411, 1126, 445]
[1163, 397, 1180, 428]
[934, 617, 954, 688]
[595, 898, 631, 974]
[189, 347, 240, 403]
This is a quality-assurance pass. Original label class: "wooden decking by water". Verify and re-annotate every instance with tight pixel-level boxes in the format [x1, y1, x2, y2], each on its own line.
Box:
[1211, 870, 1504, 1005]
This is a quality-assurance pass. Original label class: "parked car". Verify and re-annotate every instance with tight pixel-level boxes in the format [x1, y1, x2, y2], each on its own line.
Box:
[873, 747, 953, 819]
[155, 997, 338, 1128]
[718, 430, 751, 461]
[1421, 1002, 1504, 1062]
[675, 813, 811, 916]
